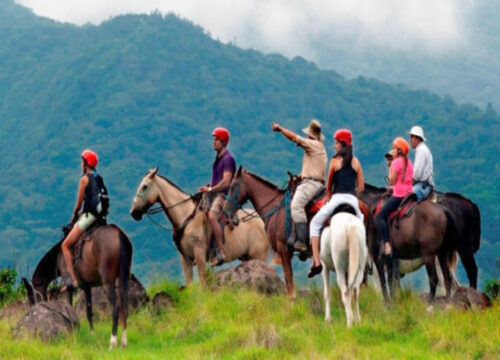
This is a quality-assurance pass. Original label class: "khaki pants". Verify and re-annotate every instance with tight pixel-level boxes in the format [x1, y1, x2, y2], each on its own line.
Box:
[291, 179, 324, 223]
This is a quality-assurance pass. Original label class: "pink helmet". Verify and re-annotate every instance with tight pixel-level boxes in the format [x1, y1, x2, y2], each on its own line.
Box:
[81, 149, 98, 168]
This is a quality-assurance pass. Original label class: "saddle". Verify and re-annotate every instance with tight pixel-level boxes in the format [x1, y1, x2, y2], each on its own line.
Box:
[73, 219, 106, 263]
[374, 194, 418, 225]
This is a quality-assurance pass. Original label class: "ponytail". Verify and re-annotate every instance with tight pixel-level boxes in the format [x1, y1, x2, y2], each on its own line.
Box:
[335, 142, 353, 169]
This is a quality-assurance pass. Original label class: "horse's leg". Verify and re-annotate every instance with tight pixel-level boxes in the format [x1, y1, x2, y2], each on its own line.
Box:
[424, 256, 439, 303]
[458, 250, 478, 289]
[437, 251, 452, 299]
[67, 289, 74, 306]
[278, 241, 295, 299]
[180, 254, 194, 285]
[105, 283, 119, 349]
[353, 286, 361, 324]
[321, 264, 331, 323]
[375, 258, 389, 302]
[336, 266, 352, 327]
[193, 242, 208, 287]
[83, 286, 94, 332]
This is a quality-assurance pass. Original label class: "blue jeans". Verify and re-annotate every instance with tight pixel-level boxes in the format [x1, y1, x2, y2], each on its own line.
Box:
[413, 182, 431, 202]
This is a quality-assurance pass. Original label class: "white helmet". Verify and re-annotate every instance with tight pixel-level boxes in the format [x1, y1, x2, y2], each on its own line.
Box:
[409, 126, 426, 141]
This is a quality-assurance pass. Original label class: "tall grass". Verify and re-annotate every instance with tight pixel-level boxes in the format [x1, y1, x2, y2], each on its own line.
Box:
[0, 283, 498, 359]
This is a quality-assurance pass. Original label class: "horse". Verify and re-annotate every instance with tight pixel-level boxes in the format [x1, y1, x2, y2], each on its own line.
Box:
[320, 212, 368, 327]
[223, 167, 308, 298]
[22, 224, 132, 349]
[362, 183, 480, 289]
[360, 184, 457, 302]
[129, 167, 269, 286]
[437, 192, 481, 288]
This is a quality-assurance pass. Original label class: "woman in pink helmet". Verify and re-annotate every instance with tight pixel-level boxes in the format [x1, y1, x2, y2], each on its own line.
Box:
[308, 129, 365, 278]
[61, 149, 106, 290]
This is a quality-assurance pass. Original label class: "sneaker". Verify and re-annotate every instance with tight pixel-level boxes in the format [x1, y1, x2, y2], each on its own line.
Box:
[307, 264, 323, 278]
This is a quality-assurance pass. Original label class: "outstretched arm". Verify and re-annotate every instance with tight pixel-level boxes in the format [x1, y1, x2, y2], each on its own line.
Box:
[271, 123, 297, 142]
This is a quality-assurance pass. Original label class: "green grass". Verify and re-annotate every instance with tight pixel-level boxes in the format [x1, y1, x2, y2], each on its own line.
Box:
[1, 284, 499, 359]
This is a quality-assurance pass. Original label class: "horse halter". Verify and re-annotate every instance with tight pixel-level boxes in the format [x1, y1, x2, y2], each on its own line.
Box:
[224, 176, 244, 218]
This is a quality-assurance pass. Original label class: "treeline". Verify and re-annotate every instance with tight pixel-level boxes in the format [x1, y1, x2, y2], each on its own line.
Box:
[0, 0, 498, 282]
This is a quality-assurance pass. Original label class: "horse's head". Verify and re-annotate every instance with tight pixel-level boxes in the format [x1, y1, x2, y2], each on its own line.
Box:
[130, 166, 160, 220]
[223, 166, 249, 219]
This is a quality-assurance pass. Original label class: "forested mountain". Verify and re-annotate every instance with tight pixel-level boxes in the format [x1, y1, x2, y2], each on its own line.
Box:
[0, 0, 498, 283]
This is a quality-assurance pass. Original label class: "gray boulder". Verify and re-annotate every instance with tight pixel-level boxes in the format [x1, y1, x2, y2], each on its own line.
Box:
[452, 287, 492, 310]
[75, 274, 149, 314]
[214, 260, 286, 295]
[14, 301, 78, 341]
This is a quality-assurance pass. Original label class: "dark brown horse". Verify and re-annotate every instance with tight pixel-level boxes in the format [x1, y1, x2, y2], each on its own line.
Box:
[23, 224, 132, 349]
[223, 167, 297, 297]
[360, 184, 457, 301]
[362, 184, 481, 289]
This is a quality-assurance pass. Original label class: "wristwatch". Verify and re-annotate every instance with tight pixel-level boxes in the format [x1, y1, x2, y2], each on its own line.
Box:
[208, 186, 212, 192]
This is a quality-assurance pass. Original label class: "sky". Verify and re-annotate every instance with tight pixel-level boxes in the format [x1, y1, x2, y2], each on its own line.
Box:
[16, 0, 476, 60]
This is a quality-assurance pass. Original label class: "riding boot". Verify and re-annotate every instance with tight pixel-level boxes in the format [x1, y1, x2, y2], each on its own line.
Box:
[293, 222, 308, 252]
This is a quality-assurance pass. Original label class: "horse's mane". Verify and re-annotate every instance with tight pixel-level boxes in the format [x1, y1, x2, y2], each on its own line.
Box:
[32, 240, 62, 288]
[442, 192, 474, 204]
[364, 182, 386, 193]
[245, 170, 285, 192]
[156, 173, 191, 197]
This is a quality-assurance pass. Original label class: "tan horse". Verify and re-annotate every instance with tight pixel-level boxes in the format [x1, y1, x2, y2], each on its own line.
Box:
[130, 167, 270, 286]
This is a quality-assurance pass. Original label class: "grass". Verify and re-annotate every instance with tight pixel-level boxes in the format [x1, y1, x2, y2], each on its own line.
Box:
[0, 283, 499, 359]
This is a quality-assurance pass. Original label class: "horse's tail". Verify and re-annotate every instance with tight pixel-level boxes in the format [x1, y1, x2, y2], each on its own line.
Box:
[118, 228, 133, 315]
[347, 222, 361, 290]
[470, 201, 481, 253]
[443, 207, 459, 251]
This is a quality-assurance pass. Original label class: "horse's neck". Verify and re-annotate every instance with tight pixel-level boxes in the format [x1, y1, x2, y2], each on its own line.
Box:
[155, 177, 196, 228]
[245, 175, 284, 215]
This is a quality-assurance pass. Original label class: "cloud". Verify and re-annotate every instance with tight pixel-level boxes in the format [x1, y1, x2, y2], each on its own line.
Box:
[16, 0, 475, 57]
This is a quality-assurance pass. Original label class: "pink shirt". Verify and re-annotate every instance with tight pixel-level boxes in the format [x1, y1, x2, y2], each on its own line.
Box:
[391, 157, 413, 198]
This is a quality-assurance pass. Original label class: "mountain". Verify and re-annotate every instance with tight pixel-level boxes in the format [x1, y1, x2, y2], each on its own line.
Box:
[0, 0, 498, 283]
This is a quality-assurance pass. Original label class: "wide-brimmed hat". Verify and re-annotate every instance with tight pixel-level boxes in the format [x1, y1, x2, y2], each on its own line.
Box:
[302, 119, 325, 141]
[408, 125, 426, 141]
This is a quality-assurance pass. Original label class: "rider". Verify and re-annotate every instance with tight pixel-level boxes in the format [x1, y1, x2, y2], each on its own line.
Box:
[199, 127, 236, 266]
[376, 137, 414, 256]
[307, 129, 365, 278]
[271, 119, 327, 251]
[409, 126, 434, 201]
[61, 149, 103, 290]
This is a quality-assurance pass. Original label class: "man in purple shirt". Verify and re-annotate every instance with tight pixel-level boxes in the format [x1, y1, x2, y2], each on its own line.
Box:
[199, 127, 236, 266]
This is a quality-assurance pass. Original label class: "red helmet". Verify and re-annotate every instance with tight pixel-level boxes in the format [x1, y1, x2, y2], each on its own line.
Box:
[334, 129, 352, 146]
[81, 149, 98, 168]
[393, 137, 409, 156]
[212, 127, 230, 144]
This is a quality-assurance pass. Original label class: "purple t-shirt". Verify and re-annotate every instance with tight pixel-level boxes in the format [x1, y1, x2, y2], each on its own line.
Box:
[211, 150, 236, 194]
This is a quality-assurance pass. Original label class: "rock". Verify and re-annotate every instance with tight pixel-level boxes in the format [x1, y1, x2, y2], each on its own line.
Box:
[14, 300, 78, 341]
[214, 260, 286, 295]
[152, 291, 174, 313]
[452, 287, 492, 310]
[0, 300, 29, 322]
[75, 274, 149, 315]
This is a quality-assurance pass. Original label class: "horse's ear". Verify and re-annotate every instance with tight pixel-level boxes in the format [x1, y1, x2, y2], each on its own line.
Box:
[237, 166, 242, 176]
[242, 168, 247, 174]
[22, 277, 36, 305]
[149, 166, 159, 179]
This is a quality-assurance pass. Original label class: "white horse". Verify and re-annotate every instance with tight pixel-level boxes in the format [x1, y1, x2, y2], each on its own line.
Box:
[320, 212, 368, 327]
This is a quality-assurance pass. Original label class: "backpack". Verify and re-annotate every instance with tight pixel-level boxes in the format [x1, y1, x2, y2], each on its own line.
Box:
[86, 173, 109, 218]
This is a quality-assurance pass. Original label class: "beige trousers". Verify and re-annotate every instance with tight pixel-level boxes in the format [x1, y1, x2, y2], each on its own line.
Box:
[291, 179, 324, 223]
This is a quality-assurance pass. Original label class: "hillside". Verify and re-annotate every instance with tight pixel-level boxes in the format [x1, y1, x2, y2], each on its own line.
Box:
[0, 283, 499, 359]
[0, 0, 499, 283]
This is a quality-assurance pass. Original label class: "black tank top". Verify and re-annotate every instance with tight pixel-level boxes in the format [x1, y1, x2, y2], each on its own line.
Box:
[332, 161, 357, 195]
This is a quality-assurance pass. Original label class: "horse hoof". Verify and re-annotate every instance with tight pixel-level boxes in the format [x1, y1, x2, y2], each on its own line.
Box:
[325, 316, 332, 323]
[109, 335, 117, 349]
[426, 305, 434, 314]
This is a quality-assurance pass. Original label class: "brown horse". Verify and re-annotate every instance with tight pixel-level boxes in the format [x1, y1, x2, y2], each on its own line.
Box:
[223, 167, 303, 298]
[360, 185, 457, 302]
[362, 183, 481, 289]
[23, 224, 132, 348]
[129, 167, 269, 286]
